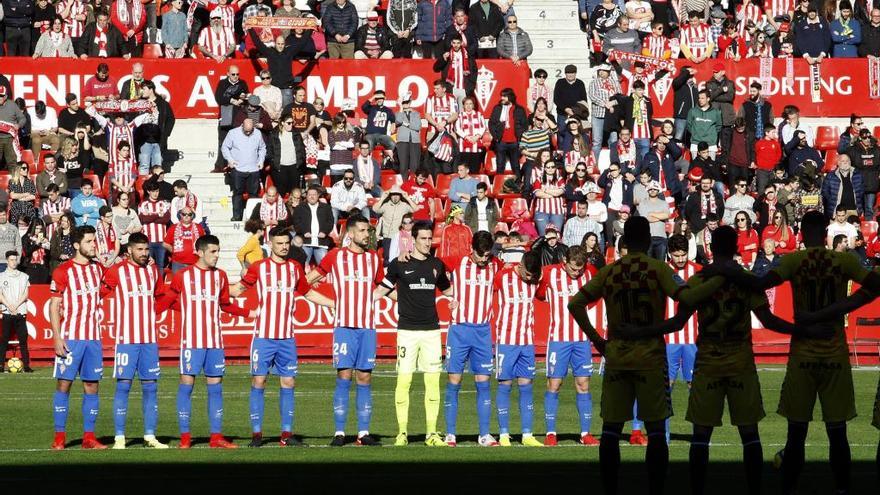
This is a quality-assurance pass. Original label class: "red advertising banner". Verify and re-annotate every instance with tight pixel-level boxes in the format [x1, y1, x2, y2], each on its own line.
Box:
[645, 59, 880, 118]
[1, 58, 531, 120]
[13, 283, 880, 364]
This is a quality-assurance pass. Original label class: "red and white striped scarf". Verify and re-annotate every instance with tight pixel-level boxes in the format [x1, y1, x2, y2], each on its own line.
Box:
[187, 0, 206, 30]
[115, 0, 144, 29]
[445, 47, 469, 91]
[260, 198, 288, 224]
[173, 222, 199, 252]
[94, 25, 108, 56]
[96, 222, 117, 260]
[0, 122, 23, 161]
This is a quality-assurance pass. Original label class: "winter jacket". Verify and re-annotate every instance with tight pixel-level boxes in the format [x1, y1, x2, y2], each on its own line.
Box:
[437, 222, 473, 259]
[684, 190, 725, 232]
[387, 0, 418, 35]
[76, 22, 129, 58]
[638, 142, 684, 196]
[321, 0, 359, 40]
[464, 196, 499, 233]
[859, 21, 880, 57]
[794, 19, 832, 57]
[619, 95, 654, 134]
[738, 98, 774, 137]
[822, 168, 865, 215]
[433, 49, 478, 94]
[292, 202, 335, 248]
[496, 28, 533, 60]
[488, 103, 528, 143]
[672, 71, 699, 120]
[416, 0, 452, 42]
[686, 105, 722, 146]
[705, 76, 736, 126]
[830, 17, 861, 58]
[784, 140, 824, 176]
[847, 138, 880, 193]
[531, 237, 569, 267]
[596, 169, 635, 207]
[354, 24, 394, 54]
[33, 32, 76, 57]
[467, 0, 503, 40]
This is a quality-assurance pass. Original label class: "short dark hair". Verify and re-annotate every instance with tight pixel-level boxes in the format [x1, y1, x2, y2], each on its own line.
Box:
[632, 80, 646, 90]
[81, 179, 93, 189]
[43, 152, 56, 163]
[850, 113, 861, 124]
[416, 168, 430, 178]
[346, 214, 369, 231]
[706, 212, 720, 223]
[195, 234, 220, 252]
[46, 183, 60, 193]
[833, 234, 848, 249]
[711, 226, 738, 257]
[476, 182, 488, 192]
[472, 231, 494, 254]
[5, 250, 18, 259]
[144, 181, 159, 192]
[65, 93, 78, 104]
[268, 225, 289, 239]
[244, 218, 264, 234]
[836, 204, 848, 213]
[98, 205, 112, 217]
[71, 225, 96, 246]
[667, 234, 689, 254]
[117, 140, 131, 151]
[750, 82, 762, 90]
[533, 68, 548, 79]
[411, 221, 433, 239]
[127, 232, 149, 245]
[173, 179, 188, 189]
[622, 216, 651, 252]
[521, 251, 542, 280]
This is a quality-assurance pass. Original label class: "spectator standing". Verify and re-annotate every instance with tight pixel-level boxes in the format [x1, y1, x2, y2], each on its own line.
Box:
[822, 153, 864, 218]
[253, 69, 283, 122]
[454, 97, 487, 174]
[625, 0, 654, 36]
[446, 7, 478, 57]
[705, 64, 735, 163]
[111, 0, 147, 57]
[416, 0, 452, 59]
[197, 11, 237, 62]
[33, 16, 76, 57]
[488, 88, 527, 176]
[784, 129, 823, 175]
[161, 0, 188, 58]
[464, 182, 498, 233]
[395, 95, 422, 179]
[639, 135, 683, 203]
[330, 169, 367, 222]
[468, 0, 502, 58]
[794, 6, 831, 63]
[32, 0, 55, 48]
[859, 8, 880, 57]
[602, 16, 641, 56]
[2, 0, 35, 56]
[76, 11, 130, 59]
[387, 0, 418, 58]
[0, 87, 26, 167]
[496, 15, 532, 66]
[586, 64, 619, 159]
[281, 86, 316, 185]
[640, 181, 671, 260]
[213, 65, 249, 172]
[0, 251, 31, 373]
[847, 129, 880, 220]
[57, 0, 88, 47]
[27, 101, 60, 155]
[619, 80, 653, 161]
[434, 33, 477, 103]
[0, 209, 21, 269]
[137, 81, 175, 173]
[162, 206, 204, 273]
[374, 185, 417, 263]
[322, 0, 359, 59]
[222, 119, 266, 222]
[686, 90, 721, 158]
[361, 91, 396, 162]
[292, 185, 334, 266]
[355, 10, 393, 59]
[270, 115, 299, 196]
[672, 67, 699, 143]
[531, 161, 566, 235]
[738, 82, 773, 162]
[679, 10, 714, 63]
[22, 221, 50, 283]
[590, 0, 623, 42]
[754, 127, 782, 195]
[830, 1, 861, 58]
[138, 181, 170, 268]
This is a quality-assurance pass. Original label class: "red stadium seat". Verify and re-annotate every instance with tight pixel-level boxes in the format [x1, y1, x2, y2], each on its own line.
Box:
[500, 197, 531, 223]
[874, 126, 880, 141]
[19, 149, 34, 167]
[321, 175, 332, 189]
[823, 149, 839, 173]
[143, 44, 163, 59]
[83, 173, 104, 198]
[483, 150, 497, 175]
[435, 173, 454, 198]
[814, 126, 839, 151]
[431, 197, 446, 224]
[0, 172, 9, 194]
[380, 173, 403, 191]
[264, 175, 275, 191]
[491, 173, 520, 200]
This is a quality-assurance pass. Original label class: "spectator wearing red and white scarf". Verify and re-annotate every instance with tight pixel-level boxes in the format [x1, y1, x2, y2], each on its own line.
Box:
[249, 186, 292, 239]
[163, 206, 205, 274]
[107, 140, 139, 203]
[170, 180, 205, 227]
[57, 0, 89, 40]
[96, 205, 120, 267]
[434, 34, 476, 106]
[197, 11, 237, 62]
[111, 0, 147, 56]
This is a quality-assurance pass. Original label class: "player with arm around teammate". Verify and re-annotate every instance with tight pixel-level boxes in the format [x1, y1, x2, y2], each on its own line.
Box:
[231, 226, 336, 447]
[536, 245, 600, 446]
[50, 226, 107, 450]
[156, 235, 256, 449]
[100, 233, 168, 449]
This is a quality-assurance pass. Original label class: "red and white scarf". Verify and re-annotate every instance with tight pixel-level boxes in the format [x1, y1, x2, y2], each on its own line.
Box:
[115, 0, 144, 29]
[0, 122, 23, 161]
[445, 47, 469, 91]
[700, 191, 717, 219]
[182, 191, 199, 211]
[94, 25, 108, 57]
[702, 227, 713, 262]
[173, 222, 199, 253]
[259, 198, 288, 224]
[96, 222, 117, 260]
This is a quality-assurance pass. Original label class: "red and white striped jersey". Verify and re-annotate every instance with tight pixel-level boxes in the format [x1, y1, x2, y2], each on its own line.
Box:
[665, 260, 701, 345]
[763, 0, 794, 18]
[736, 3, 764, 38]
[41, 196, 71, 219]
[110, 157, 138, 191]
[538, 264, 597, 342]
[50, 260, 104, 341]
[680, 22, 712, 60]
[630, 96, 652, 140]
[446, 50, 466, 91]
[533, 176, 566, 215]
[444, 255, 500, 325]
[198, 26, 236, 59]
[317, 248, 384, 330]
[57, 0, 87, 39]
[240, 258, 311, 339]
[564, 149, 597, 175]
[642, 34, 672, 59]
[101, 260, 162, 344]
[157, 264, 249, 349]
[425, 93, 458, 131]
[493, 265, 537, 346]
[138, 199, 171, 243]
[454, 110, 487, 153]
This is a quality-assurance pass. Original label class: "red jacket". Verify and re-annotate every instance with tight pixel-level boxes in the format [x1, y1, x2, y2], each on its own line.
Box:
[438, 222, 473, 259]
[754, 138, 782, 171]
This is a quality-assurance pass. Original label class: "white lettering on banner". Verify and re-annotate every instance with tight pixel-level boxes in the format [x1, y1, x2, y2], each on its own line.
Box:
[398, 75, 429, 107]
[734, 76, 853, 97]
[187, 76, 218, 108]
[307, 75, 430, 109]
[291, 299, 335, 327]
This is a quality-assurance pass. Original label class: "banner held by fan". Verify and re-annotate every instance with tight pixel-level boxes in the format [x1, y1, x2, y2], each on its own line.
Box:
[810, 62, 822, 103]
[870, 56, 880, 99]
[244, 17, 318, 30]
[0, 121, 23, 161]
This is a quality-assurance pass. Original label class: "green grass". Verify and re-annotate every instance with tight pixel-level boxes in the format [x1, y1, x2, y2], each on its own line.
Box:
[0, 363, 878, 493]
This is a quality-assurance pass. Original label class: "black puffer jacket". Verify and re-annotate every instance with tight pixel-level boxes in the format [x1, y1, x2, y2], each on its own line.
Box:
[847, 137, 880, 193]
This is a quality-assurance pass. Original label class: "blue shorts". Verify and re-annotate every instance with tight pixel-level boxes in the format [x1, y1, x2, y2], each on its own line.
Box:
[53, 340, 104, 382]
[180, 348, 226, 377]
[250, 338, 298, 377]
[333, 327, 376, 371]
[446, 323, 494, 375]
[667, 344, 697, 383]
[546, 340, 593, 379]
[113, 343, 160, 380]
[496, 344, 536, 381]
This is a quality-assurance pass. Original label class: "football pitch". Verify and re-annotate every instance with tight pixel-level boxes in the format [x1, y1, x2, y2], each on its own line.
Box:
[1, 363, 878, 493]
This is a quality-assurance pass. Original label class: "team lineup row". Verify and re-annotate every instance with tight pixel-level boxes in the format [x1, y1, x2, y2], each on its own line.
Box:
[46, 212, 880, 494]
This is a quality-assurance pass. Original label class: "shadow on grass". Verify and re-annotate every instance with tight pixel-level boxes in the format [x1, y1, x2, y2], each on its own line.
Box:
[2, 461, 878, 493]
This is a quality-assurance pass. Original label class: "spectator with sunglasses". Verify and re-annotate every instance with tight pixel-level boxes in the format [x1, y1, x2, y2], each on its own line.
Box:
[723, 179, 756, 225]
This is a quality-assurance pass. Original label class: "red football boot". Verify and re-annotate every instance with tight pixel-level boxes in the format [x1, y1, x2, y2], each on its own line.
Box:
[179, 432, 192, 449]
[51, 432, 66, 450]
[209, 433, 238, 449]
[629, 430, 648, 446]
[81, 432, 108, 450]
[544, 433, 558, 446]
[580, 433, 600, 446]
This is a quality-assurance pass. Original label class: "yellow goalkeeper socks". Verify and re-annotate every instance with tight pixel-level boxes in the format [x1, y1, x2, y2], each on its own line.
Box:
[424, 372, 441, 433]
[395, 372, 413, 434]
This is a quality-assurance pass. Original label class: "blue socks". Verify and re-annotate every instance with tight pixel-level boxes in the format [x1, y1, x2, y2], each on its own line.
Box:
[519, 383, 534, 434]
[53, 391, 69, 432]
[142, 381, 158, 436]
[475, 380, 491, 436]
[207, 383, 223, 434]
[632, 401, 643, 432]
[176, 383, 193, 434]
[280, 387, 295, 433]
[444, 382, 461, 435]
[82, 393, 99, 433]
[333, 378, 351, 433]
[113, 380, 132, 436]
[544, 391, 560, 433]
[496, 383, 512, 435]
[577, 392, 593, 435]
[356, 384, 372, 433]
[249, 386, 265, 434]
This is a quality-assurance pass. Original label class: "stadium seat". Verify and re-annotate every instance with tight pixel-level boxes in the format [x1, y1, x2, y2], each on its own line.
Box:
[321, 174, 332, 189]
[0, 172, 10, 193]
[874, 126, 880, 141]
[264, 175, 275, 190]
[491, 173, 519, 200]
[83, 173, 104, 198]
[143, 44, 163, 59]
[814, 126, 839, 151]
[431, 197, 446, 224]
[483, 150, 497, 175]
[135, 175, 150, 196]
[380, 173, 403, 191]
[823, 149, 839, 172]
[435, 173, 453, 198]
[500, 197, 531, 223]
[19, 149, 34, 167]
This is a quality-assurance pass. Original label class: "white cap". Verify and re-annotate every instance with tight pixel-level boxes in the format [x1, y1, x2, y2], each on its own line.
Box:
[340, 98, 356, 111]
[647, 181, 661, 192]
[584, 182, 600, 194]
